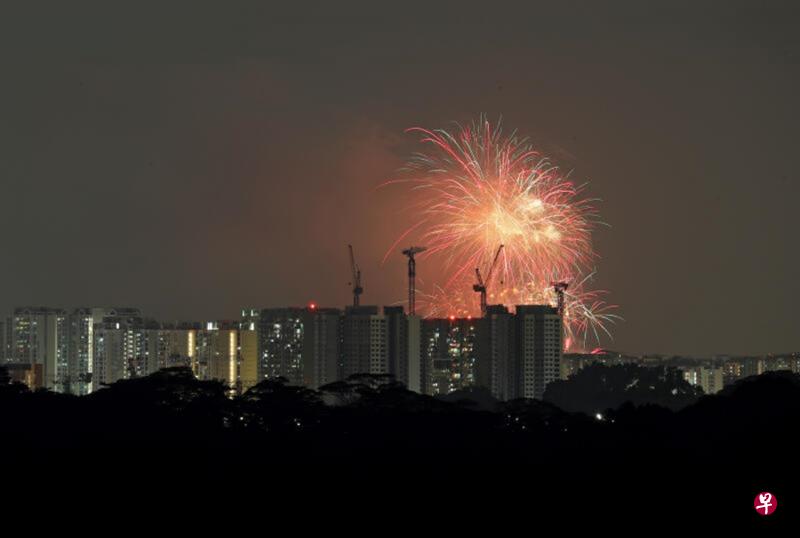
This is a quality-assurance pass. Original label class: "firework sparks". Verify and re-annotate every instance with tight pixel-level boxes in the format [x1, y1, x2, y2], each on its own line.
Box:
[385, 117, 619, 350]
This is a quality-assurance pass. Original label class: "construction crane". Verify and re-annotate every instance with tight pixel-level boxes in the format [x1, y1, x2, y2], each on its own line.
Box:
[552, 281, 569, 317]
[401, 246, 427, 316]
[473, 244, 504, 317]
[348, 244, 363, 307]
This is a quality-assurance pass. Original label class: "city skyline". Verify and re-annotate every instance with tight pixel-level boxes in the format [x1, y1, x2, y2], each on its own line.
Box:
[3, 3, 799, 355]
[2, 302, 561, 399]
[8, 300, 788, 402]
[3, 300, 796, 364]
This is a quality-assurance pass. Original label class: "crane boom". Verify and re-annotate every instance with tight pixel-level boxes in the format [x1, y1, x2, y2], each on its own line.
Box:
[485, 244, 504, 286]
[474, 245, 504, 317]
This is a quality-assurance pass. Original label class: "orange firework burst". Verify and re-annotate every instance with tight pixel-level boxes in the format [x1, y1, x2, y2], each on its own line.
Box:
[384, 117, 618, 350]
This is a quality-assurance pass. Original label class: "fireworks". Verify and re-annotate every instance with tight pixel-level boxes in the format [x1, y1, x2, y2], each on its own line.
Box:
[384, 117, 618, 350]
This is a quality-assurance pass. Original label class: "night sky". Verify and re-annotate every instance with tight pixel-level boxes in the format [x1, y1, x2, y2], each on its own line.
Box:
[1, 1, 798, 355]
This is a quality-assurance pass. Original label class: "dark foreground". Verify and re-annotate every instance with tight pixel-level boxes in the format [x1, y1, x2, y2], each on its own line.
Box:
[2, 367, 797, 531]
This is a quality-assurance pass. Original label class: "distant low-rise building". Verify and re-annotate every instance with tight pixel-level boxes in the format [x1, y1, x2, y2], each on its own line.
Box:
[683, 366, 725, 395]
[4, 362, 43, 388]
[722, 360, 744, 386]
[742, 358, 765, 378]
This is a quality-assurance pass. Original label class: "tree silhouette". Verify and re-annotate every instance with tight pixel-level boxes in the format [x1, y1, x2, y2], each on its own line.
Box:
[0, 365, 29, 397]
[1, 364, 798, 529]
[237, 376, 324, 435]
[544, 363, 703, 415]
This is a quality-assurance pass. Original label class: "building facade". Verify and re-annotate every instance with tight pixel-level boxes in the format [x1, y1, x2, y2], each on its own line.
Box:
[476, 304, 563, 400]
[238, 323, 258, 393]
[92, 314, 149, 388]
[195, 322, 238, 389]
[68, 307, 143, 394]
[301, 307, 341, 389]
[12, 307, 69, 391]
[516, 305, 562, 399]
[258, 308, 305, 385]
[683, 366, 725, 395]
[341, 306, 382, 378]
[422, 317, 479, 395]
[1, 318, 6, 362]
[477, 305, 515, 400]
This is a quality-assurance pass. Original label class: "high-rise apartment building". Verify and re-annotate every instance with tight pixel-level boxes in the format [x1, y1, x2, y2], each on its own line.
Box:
[92, 313, 153, 388]
[422, 317, 479, 395]
[477, 304, 563, 400]
[0, 317, 9, 362]
[157, 323, 197, 371]
[196, 322, 238, 389]
[238, 322, 258, 393]
[477, 305, 515, 400]
[68, 307, 143, 394]
[340, 306, 373, 378]
[92, 316, 146, 391]
[258, 308, 305, 384]
[516, 305, 562, 399]
[12, 307, 68, 391]
[406, 314, 422, 393]
[382, 306, 422, 392]
[341, 305, 389, 378]
[385, 306, 409, 384]
[301, 307, 341, 389]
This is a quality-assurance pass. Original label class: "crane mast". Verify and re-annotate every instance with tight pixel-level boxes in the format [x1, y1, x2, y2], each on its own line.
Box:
[552, 281, 569, 318]
[348, 244, 363, 307]
[401, 246, 427, 316]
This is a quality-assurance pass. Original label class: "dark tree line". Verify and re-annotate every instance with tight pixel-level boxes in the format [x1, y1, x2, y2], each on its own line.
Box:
[2, 363, 797, 527]
[1, 362, 795, 465]
[543, 363, 703, 414]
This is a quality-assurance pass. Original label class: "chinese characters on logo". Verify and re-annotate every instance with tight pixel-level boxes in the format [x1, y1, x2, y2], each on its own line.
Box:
[754, 492, 777, 516]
